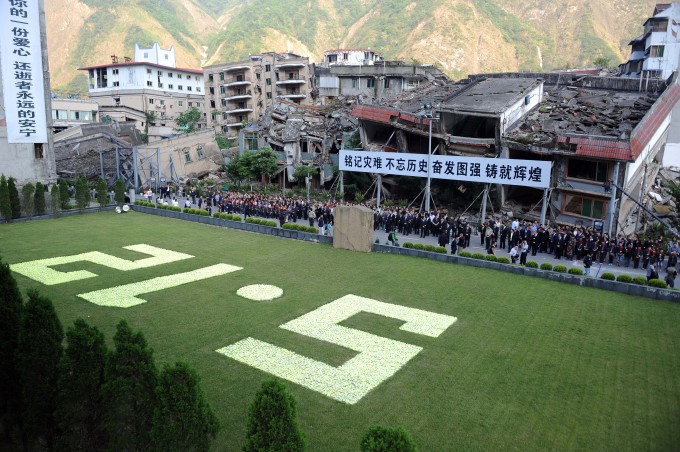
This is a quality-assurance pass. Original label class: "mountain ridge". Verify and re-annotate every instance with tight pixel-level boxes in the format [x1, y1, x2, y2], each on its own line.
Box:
[44, 0, 658, 94]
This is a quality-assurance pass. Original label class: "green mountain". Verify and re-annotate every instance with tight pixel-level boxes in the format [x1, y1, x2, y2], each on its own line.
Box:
[45, 0, 657, 94]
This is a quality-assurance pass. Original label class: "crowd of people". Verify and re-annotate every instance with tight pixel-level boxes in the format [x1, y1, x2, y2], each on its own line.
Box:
[150, 187, 678, 287]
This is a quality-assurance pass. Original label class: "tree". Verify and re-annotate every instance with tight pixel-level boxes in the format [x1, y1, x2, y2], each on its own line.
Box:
[225, 154, 251, 187]
[34, 182, 46, 216]
[74, 176, 89, 211]
[593, 57, 611, 68]
[0, 257, 23, 434]
[17, 289, 64, 451]
[150, 362, 219, 452]
[58, 179, 70, 209]
[103, 320, 158, 451]
[50, 184, 61, 216]
[360, 426, 418, 452]
[244, 147, 279, 187]
[96, 177, 109, 208]
[243, 379, 305, 452]
[176, 107, 202, 134]
[21, 182, 35, 219]
[8, 177, 21, 219]
[292, 166, 316, 183]
[114, 178, 126, 204]
[215, 133, 235, 150]
[0, 175, 11, 222]
[55, 319, 108, 451]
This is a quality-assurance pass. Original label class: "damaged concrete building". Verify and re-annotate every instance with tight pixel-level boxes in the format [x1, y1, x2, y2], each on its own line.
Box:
[351, 71, 680, 235]
[54, 122, 221, 190]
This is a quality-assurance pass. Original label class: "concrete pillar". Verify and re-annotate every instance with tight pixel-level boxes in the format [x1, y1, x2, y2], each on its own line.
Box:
[540, 188, 549, 226]
[607, 161, 620, 237]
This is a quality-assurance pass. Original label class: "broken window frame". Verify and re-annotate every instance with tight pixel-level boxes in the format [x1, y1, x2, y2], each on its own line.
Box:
[563, 194, 606, 220]
[566, 158, 610, 183]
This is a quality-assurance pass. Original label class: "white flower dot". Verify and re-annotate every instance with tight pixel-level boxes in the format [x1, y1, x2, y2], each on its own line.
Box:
[236, 284, 283, 301]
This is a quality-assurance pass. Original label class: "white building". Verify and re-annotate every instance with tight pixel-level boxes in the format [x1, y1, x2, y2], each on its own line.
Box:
[322, 48, 383, 66]
[79, 43, 205, 135]
[51, 98, 99, 133]
[620, 3, 680, 80]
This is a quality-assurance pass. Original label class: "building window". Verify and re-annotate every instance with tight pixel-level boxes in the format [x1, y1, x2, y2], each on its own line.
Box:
[157, 70, 162, 76]
[327, 54, 337, 64]
[385, 78, 391, 89]
[196, 147, 206, 159]
[188, 102, 193, 107]
[219, 72, 224, 81]
[178, 85, 183, 90]
[178, 101, 183, 106]
[113, 81, 120, 87]
[159, 100, 165, 105]
[112, 68, 119, 75]
[256, 73, 261, 80]
[183, 149, 192, 163]
[147, 81, 153, 87]
[196, 103, 201, 108]
[364, 51, 370, 59]
[34, 143, 44, 159]
[196, 86, 201, 92]
[195, 76, 200, 81]
[168, 84, 173, 89]
[220, 86, 225, 94]
[168, 72, 173, 77]
[650, 45, 665, 58]
[209, 74, 214, 82]
[149, 98, 155, 104]
[367, 78, 375, 88]
[210, 87, 215, 94]
[266, 78, 271, 85]
[164, 54, 169, 60]
[343, 53, 349, 60]
[352, 77, 358, 88]
[265, 64, 271, 72]
[567, 159, 609, 183]
[211, 113, 216, 121]
[210, 100, 216, 108]
[147, 68, 152, 74]
[177, 74, 182, 79]
[144, 52, 148, 58]
[222, 126, 228, 133]
[266, 92, 272, 99]
[187, 86, 192, 91]
[563, 195, 605, 219]
[222, 112, 228, 119]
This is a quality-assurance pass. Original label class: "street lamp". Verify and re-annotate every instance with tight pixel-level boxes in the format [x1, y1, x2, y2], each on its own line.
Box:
[423, 103, 439, 213]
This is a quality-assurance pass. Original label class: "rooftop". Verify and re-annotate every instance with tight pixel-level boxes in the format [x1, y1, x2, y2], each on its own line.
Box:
[78, 61, 203, 75]
[440, 78, 543, 115]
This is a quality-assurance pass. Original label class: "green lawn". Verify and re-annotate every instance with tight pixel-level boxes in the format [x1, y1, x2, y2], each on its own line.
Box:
[2, 211, 680, 451]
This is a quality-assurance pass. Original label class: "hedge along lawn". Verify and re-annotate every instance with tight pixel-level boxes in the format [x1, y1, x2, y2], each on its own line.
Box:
[3, 211, 680, 451]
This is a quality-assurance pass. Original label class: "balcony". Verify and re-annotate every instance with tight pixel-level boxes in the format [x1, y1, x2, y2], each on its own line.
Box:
[223, 77, 252, 88]
[276, 62, 307, 69]
[225, 104, 253, 114]
[276, 76, 306, 85]
[224, 65, 250, 73]
[279, 93, 307, 100]
[227, 122, 245, 128]
[224, 93, 252, 101]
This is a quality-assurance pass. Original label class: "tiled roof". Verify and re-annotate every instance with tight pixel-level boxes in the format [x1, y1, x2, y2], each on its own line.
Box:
[557, 136, 633, 161]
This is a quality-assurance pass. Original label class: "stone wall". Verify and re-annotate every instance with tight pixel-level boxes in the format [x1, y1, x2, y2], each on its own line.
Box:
[332, 205, 374, 252]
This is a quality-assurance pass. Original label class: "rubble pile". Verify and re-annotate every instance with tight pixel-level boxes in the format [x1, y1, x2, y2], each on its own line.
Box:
[507, 86, 657, 145]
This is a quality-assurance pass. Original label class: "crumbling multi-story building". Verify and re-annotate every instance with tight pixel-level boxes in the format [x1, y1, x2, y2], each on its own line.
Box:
[203, 52, 312, 138]
[351, 71, 680, 234]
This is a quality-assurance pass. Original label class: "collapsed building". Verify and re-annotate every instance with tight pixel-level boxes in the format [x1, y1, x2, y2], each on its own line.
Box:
[54, 122, 221, 190]
[350, 71, 680, 234]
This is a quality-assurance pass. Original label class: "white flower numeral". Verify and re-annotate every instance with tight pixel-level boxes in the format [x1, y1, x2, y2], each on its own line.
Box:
[217, 294, 457, 404]
[10, 244, 194, 285]
[78, 264, 242, 308]
[10, 245, 242, 308]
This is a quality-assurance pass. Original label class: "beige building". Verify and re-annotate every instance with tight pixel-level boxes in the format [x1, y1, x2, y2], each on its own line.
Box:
[203, 52, 312, 137]
[79, 43, 206, 137]
[51, 98, 99, 133]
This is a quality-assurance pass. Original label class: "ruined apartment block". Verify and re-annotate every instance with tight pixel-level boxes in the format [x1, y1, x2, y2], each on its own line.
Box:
[203, 52, 312, 138]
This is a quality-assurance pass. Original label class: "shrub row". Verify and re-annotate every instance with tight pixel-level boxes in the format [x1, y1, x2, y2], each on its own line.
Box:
[156, 204, 182, 212]
[135, 200, 155, 207]
[183, 208, 210, 216]
[245, 217, 277, 227]
[214, 212, 242, 221]
[282, 223, 318, 233]
[392, 242, 671, 290]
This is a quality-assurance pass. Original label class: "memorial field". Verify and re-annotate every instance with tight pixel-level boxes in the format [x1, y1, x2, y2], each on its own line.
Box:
[2, 211, 680, 451]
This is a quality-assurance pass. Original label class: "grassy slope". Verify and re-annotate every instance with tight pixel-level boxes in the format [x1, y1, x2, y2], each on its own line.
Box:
[2, 211, 679, 450]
